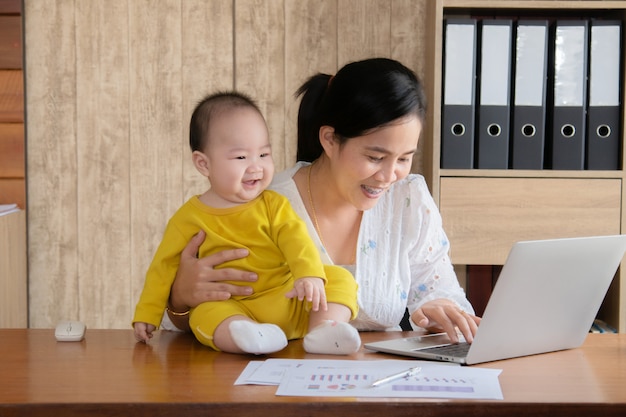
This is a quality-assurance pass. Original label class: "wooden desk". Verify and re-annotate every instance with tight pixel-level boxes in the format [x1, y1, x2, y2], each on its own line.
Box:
[1, 329, 625, 417]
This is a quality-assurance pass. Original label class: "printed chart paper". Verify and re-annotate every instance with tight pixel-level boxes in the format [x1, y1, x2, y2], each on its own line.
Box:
[235, 359, 503, 400]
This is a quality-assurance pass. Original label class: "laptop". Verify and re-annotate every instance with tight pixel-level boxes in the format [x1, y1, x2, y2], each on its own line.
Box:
[364, 235, 626, 365]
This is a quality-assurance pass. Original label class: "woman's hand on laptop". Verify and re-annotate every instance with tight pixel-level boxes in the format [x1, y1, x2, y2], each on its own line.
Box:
[412, 299, 481, 344]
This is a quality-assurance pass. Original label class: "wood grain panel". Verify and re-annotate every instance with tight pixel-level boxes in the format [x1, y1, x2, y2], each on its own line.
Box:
[0, 123, 24, 177]
[421, 0, 444, 195]
[0, 210, 27, 328]
[0, 178, 24, 207]
[391, 0, 427, 82]
[75, 0, 131, 328]
[181, 0, 234, 202]
[0, 70, 23, 122]
[391, 0, 427, 175]
[0, 0, 20, 14]
[284, 0, 337, 166]
[235, 0, 287, 169]
[22, 0, 433, 329]
[440, 177, 623, 265]
[0, 16, 21, 69]
[24, 0, 79, 328]
[128, 0, 185, 329]
[337, 0, 391, 66]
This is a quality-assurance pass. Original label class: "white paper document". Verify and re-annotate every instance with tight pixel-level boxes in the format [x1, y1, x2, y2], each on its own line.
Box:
[0, 204, 20, 216]
[235, 360, 283, 385]
[235, 359, 503, 400]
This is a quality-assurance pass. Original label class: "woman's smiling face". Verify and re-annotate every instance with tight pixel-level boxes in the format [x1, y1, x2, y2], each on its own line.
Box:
[325, 115, 422, 211]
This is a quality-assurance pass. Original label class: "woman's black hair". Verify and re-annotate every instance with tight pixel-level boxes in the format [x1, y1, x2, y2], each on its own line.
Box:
[295, 58, 427, 162]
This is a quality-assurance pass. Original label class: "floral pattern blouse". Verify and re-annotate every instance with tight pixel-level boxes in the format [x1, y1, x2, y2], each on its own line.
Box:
[271, 162, 474, 331]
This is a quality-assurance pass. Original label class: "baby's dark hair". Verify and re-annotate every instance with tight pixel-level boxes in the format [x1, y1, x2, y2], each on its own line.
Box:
[189, 91, 261, 152]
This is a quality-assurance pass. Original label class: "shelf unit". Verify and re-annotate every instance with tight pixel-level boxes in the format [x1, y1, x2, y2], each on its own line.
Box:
[423, 0, 626, 331]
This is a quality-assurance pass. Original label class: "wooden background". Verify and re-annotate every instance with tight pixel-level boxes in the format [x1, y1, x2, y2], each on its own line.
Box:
[24, 0, 428, 329]
[0, 0, 24, 209]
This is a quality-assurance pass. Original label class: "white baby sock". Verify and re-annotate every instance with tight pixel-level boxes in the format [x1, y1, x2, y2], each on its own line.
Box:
[303, 320, 361, 355]
[228, 321, 288, 355]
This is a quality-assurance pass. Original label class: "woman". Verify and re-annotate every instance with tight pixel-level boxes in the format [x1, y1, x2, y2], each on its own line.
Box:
[164, 58, 480, 344]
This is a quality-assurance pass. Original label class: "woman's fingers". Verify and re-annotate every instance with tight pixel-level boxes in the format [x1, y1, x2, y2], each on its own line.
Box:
[412, 300, 481, 344]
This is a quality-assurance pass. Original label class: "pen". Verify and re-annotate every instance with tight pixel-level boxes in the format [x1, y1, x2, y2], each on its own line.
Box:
[370, 366, 421, 388]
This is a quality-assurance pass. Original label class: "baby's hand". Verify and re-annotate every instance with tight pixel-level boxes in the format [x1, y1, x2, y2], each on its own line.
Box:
[133, 322, 156, 343]
[285, 277, 327, 312]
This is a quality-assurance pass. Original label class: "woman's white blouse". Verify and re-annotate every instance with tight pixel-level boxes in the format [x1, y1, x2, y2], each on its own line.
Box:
[271, 162, 474, 331]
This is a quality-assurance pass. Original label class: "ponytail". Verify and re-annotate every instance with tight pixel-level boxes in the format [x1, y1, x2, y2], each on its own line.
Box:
[295, 73, 332, 162]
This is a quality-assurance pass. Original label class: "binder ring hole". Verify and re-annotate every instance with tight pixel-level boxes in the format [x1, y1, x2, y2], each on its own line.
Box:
[521, 124, 536, 138]
[451, 123, 465, 137]
[487, 123, 501, 137]
[561, 124, 576, 138]
[597, 124, 611, 138]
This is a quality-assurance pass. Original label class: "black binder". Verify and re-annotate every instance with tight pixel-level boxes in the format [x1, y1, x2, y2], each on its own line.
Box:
[586, 20, 622, 170]
[549, 20, 589, 170]
[476, 19, 513, 169]
[511, 20, 549, 170]
[441, 19, 477, 169]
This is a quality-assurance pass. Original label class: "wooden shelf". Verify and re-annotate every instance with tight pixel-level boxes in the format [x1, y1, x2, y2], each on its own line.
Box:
[425, 0, 626, 331]
[0, 0, 24, 209]
[439, 169, 626, 179]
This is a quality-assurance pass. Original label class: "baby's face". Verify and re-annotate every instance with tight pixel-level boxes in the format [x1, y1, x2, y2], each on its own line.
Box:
[203, 107, 274, 208]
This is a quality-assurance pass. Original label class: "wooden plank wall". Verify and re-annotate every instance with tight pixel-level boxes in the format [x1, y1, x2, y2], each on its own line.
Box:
[24, 0, 428, 329]
[0, 0, 24, 209]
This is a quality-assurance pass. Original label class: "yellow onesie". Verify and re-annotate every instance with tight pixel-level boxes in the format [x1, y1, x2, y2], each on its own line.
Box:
[133, 190, 358, 350]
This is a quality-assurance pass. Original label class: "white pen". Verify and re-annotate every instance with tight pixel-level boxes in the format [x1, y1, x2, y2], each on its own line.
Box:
[369, 366, 421, 388]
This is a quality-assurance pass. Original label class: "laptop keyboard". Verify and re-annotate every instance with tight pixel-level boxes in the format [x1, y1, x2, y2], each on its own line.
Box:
[419, 342, 471, 358]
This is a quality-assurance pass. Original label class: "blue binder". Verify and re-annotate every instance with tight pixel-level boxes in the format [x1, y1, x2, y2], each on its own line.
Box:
[511, 20, 549, 170]
[586, 21, 622, 170]
[476, 19, 513, 169]
[549, 20, 588, 170]
[441, 19, 477, 169]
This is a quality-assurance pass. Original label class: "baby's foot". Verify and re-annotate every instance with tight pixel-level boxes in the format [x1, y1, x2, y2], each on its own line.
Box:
[229, 321, 288, 355]
[303, 320, 361, 354]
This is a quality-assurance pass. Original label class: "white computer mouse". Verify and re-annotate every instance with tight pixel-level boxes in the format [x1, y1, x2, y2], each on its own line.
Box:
[55, 320, 86, 342]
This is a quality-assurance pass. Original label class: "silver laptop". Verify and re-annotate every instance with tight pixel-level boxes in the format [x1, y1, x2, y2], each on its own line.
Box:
[365, 235, 626, 365]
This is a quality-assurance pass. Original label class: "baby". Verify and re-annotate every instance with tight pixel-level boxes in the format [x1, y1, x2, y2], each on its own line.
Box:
[132, 91, 361, 355]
